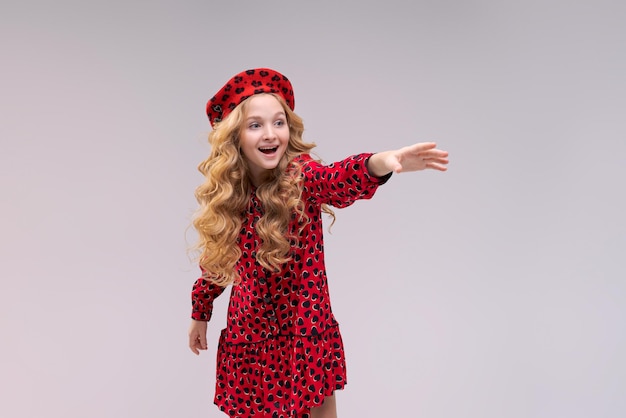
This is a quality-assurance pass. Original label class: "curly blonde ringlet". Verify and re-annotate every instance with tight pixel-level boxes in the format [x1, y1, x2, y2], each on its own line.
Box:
[193, 93, 335, 286]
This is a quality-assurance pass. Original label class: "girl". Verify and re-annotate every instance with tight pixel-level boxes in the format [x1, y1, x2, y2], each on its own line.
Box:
[188, 68, 448, 418]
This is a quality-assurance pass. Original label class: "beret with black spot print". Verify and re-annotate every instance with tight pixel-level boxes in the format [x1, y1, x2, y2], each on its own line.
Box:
[206, 68, 295, 127]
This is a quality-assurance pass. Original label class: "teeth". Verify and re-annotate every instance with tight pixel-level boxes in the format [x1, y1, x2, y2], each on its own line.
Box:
[259, 146, 278, 154]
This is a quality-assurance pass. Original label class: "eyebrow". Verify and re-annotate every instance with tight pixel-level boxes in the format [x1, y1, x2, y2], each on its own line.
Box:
[245, 111, 286, 121]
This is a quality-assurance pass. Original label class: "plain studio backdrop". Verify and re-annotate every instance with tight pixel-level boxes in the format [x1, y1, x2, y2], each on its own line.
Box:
[1, 1, 624, 417]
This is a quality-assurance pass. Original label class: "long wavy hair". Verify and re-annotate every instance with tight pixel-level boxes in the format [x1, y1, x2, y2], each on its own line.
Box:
[193, 93, 334, 286]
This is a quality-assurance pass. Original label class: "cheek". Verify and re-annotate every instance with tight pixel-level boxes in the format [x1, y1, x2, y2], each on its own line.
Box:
[241, 146, 255, 161]
[239, 137, 255, 156]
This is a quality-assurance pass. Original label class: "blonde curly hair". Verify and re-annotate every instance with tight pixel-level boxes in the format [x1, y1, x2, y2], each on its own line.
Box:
[193, 93, 334, 286]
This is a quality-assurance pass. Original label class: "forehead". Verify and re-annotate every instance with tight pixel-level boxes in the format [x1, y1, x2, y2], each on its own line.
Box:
[245, 94, 284, 116]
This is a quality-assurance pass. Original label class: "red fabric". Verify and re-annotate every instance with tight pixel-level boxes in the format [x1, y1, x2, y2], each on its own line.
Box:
[191, 153, 391, 417]
[206, 68, 295, 127]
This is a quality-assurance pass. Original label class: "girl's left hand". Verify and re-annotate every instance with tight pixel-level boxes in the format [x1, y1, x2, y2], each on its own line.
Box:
[369, 142, 449, 176]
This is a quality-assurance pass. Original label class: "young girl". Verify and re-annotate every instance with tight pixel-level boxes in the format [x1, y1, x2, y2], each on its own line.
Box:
[188, 68, 449, 418]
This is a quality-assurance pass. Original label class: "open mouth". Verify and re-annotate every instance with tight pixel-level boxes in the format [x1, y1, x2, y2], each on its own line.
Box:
[259, 146, 278, 154]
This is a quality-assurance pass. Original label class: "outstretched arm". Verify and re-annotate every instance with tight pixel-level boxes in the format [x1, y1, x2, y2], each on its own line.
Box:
[367, 142, 449, 177]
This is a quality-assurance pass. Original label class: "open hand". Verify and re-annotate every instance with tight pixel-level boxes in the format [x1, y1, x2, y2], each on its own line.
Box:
[369, 142, 449, 176]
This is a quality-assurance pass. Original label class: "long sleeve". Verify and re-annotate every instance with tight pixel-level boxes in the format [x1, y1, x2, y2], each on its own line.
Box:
[297, 153, 392, 208]
[191, 276, 227, 321]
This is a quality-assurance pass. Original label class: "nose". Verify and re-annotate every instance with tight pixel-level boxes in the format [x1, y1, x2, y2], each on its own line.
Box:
[263, 125, 277, 140]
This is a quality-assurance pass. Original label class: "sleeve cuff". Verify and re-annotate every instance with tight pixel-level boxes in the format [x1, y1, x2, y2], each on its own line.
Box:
[364, 155, 393, 185]
[191, 311, 212, 321]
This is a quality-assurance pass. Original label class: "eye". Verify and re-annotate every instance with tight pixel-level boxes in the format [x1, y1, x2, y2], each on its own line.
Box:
[248, 122, 261, 129]
[274, 119, 286, 127]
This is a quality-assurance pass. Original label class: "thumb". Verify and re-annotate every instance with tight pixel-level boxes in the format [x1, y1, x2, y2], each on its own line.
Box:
[389, 159, 402, 173]
[384, 153, 402, 173]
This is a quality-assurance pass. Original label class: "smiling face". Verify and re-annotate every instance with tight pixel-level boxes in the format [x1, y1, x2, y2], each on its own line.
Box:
[239, 94, 290, 186]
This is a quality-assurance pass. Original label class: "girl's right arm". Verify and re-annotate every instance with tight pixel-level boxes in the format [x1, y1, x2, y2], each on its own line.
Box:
[188, 272, 226, 355]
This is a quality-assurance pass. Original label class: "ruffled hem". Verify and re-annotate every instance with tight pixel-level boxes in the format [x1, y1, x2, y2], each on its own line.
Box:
[213, 324, 347, 417]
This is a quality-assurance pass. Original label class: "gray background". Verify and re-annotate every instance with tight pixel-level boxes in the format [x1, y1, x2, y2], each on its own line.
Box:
[1, 1, 625, 417]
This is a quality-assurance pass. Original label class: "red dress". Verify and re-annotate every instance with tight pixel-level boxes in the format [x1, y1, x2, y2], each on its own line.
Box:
[191, 153, 390, 417]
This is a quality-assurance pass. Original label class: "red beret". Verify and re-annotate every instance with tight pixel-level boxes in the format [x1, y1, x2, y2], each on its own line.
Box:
[206, 68, 295, 127]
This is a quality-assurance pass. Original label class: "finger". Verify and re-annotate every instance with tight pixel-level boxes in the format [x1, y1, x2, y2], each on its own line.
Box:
[189, 341, 200, 356]
[425, 157, 449, 165]
[189, 332, 201, 355]
[409, 142, 437, 153]
[426, 162, 448, 171]
[419, 149, 448, 159]
[199, 334, 208, 350]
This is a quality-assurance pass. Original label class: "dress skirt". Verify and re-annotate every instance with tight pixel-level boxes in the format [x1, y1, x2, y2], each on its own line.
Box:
[214, 324, 347, 417]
